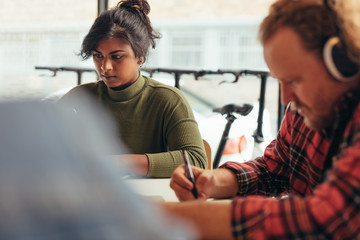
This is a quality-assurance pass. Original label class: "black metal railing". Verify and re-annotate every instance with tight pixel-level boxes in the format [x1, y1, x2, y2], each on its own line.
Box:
[141, 68, 271, 143]
[35, 66, 284, 144]
[35, 66, 98, 86]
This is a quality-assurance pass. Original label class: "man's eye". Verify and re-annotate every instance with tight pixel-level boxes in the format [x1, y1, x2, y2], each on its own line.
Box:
[279, 78, 297, 85]
[287, 78, 300, 85]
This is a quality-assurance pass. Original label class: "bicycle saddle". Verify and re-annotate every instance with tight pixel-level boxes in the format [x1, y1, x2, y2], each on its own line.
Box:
[213, 103, 253, 116]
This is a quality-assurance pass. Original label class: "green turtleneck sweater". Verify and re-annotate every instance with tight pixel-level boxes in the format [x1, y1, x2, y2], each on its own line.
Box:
[59, 75, 207, 177]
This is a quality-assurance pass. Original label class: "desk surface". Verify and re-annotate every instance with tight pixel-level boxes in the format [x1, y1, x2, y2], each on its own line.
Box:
[126, 178, 178, 202]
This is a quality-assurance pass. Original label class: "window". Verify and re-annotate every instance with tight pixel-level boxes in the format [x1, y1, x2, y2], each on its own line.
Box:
[171, 34, 203, 68]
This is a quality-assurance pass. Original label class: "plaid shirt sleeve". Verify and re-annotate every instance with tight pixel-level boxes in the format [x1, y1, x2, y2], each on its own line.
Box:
[221, 106, 307, 197]
[221, 104, 360, 239]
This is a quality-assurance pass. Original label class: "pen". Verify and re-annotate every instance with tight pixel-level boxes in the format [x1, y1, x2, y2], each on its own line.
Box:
[181, 150, 198, 199]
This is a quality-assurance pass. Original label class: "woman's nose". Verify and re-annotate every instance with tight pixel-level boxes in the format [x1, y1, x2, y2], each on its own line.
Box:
[101, 58, 113, 72]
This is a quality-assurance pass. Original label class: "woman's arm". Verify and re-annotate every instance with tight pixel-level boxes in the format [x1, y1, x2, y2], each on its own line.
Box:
[144, 84, 208, 177]
[112, 154, 149, 176]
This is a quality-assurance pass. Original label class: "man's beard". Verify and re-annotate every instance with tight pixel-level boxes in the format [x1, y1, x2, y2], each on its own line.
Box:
[291, 101, 334, 130]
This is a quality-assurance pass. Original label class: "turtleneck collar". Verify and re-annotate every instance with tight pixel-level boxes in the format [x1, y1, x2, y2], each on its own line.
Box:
[106, 74, 146, 102]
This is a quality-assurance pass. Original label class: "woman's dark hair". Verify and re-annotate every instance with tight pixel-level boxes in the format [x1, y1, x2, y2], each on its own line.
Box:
[80, 0, 161, 62]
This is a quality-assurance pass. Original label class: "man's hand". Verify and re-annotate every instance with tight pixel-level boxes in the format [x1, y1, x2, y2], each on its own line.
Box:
[170, 165, 215, 201]
[170, 165, 238, 201]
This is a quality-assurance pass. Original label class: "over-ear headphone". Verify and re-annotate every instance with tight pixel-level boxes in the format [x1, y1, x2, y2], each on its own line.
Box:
[323, 36, 359, 82]
[322, 0, 359, 82]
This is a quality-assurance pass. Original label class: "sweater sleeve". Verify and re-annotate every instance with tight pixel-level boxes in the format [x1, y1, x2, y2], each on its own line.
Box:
[146, 89, 207, 177]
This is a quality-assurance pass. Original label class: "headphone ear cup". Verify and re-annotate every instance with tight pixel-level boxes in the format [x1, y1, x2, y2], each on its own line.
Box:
[323, 36, 359, 82]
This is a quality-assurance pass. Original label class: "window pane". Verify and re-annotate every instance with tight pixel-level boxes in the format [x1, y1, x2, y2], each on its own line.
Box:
[0, 0, 97, 100]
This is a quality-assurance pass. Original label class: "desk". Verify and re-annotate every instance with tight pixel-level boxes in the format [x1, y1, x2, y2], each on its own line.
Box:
[126, 178, 178, 202]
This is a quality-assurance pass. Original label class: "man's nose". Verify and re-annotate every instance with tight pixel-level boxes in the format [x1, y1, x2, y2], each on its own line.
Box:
[280, 82, 294, 106]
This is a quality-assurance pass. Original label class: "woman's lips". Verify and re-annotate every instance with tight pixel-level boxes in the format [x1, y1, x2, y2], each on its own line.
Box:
[102, 75, 116, 80]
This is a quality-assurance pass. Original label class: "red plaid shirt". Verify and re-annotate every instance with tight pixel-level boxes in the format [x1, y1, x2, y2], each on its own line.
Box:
[221, 91, 360, 239]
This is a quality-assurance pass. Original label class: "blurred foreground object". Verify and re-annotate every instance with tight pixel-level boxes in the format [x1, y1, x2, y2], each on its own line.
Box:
[0, 99, 193, 240]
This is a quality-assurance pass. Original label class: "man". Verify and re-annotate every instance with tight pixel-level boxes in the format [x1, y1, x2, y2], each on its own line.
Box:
[164, 0, 360, 239]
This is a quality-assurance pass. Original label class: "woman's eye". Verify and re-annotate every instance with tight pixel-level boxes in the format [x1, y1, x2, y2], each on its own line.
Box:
[93, 53, 103, 59]
[112, 55, 123, 60]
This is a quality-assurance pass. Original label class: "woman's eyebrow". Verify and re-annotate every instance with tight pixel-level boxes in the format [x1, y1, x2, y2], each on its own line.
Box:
[93, 49, 126, 54]
[110, 50, 126, 54]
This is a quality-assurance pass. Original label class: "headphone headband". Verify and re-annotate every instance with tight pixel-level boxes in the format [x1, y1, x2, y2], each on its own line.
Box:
[321, 0, 359, 81]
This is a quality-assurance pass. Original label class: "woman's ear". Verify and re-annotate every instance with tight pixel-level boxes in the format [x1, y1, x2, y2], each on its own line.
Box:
[137, 57, 144, 65]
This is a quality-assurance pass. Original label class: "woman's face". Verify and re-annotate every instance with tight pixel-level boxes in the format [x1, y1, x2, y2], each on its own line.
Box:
[92, 37, 143, 89]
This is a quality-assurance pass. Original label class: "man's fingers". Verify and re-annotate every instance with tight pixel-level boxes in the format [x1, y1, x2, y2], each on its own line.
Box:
[194, 170, 213, 198]
[170, 165, 197, 201]
[170, 165, 194, 190]
[170, 180, 197, 201]
[170, 165, 212, 201]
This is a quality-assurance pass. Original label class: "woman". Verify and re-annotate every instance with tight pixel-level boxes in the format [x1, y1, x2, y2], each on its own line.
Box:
[59, 0, 207, 177]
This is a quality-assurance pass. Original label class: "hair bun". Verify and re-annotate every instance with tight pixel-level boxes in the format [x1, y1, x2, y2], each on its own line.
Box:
[117, 0, 150, 15]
